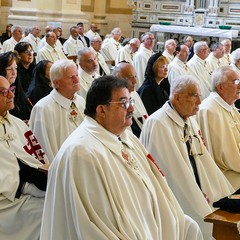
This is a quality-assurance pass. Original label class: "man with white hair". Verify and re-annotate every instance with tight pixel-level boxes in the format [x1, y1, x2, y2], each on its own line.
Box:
[221, 39, 232, 66]
[133, 32, 155, 89]
[116, 37, 140, 65]
[197, 66, 240, 190]
[162, 39, 176, 63]
[2, 25, 23, 52]
[140, 75, 234, 240]
[29, 59, 85, 161]
[101, 27, 123, 64]
[63, 26, 84, 56]
[188, 41, 212, 99]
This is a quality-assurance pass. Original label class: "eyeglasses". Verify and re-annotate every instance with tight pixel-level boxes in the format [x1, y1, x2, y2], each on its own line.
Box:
[108, 98, 135, 109]
[0, 86, 16, 97]
[23, 49, 34, 55]
[232, 79, 240, 85]
[160, 64, 168, 69]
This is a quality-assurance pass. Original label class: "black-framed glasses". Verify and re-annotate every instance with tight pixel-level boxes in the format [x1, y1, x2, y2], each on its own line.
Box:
[23, 49, 34, 55]
[0, 86, 16, 97]
[108, 98, 135, 109]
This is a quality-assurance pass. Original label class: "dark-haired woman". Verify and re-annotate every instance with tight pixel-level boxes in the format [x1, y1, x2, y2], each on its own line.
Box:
[0, 51, 32, 121]
[138, 52, 170, 115]
[27, 60, 53, 105]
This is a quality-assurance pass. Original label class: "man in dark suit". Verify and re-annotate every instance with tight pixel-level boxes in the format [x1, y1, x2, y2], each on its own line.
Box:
[77, 22, 90, 47]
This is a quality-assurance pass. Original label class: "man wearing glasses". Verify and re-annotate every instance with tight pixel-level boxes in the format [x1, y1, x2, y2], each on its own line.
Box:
[197, 66, 240, 190]
[140, 75, 234, 240]
[40, 75, 204, 240]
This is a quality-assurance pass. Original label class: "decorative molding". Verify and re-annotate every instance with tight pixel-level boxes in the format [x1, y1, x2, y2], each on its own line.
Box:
[82, 0, 94, 12]
[106, 0, 132, 14]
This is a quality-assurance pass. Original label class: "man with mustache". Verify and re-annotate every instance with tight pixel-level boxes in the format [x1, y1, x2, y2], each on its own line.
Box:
[140, 75, 234, 240]
[29, 59, 85, 162]
[40, 75, 204, 240]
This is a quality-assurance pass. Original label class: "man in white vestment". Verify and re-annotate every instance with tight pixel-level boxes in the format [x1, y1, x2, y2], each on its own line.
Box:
[221, 39, 232, 66]
[112, 62, 148, 137]
[85, 23, 101, 40]
[116, 37, 141, 65]
[37, 31, 67, 63]
[37, 25, 53, 51]
[40, 75, 203, 240]
[133, 32, 155, 90]
[162, 38, 176, 63]
[206, 42, 225, 73]
[63, 26, 84, 57]
[89, 35, 110, 76]
[188, 41, 212, 99]
[29, 59, 85, 162]
[168, 44, 193, 84]
[0, 75, 49, 240]
[22, 26, 41, 54]
[197, 66, 240, 190]
[77, 47, 99, 99]
[140, 75, 234, 240]
[101, 27, 123, 65]
[3, 25, 23, 53]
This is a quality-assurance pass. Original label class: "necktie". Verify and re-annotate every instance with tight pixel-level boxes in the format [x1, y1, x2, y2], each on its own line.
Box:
[70, 102, 78, 121]
[183, 124, 201, 189]
[184, 63, 188, 71]
[227, 54, 231, 65]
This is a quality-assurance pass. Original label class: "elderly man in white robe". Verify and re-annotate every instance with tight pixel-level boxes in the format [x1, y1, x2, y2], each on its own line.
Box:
[162, 38, 176, 63]
[77, 47, 99, 99]
[29, 59, 85, 162]
[133, 32, 155, 90]
[112, 61, 148, 137]
[0, 75, 49, 240]
[197, 66, 240, 190]
[140, 75, 234, 240]
[40, 75, 203, 240]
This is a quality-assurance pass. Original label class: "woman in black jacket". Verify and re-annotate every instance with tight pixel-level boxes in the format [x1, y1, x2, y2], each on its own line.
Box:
[138, 52, 170, 115]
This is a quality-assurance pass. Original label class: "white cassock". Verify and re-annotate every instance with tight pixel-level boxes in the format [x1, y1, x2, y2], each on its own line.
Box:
[40, 116, 203, 240]
[116, 44, 134, 65]
[133, 45, 153, 90]
[63, 36, 84, 56]
[101, 37, 122, 64]
[0, 113, 49, 240]
[22, 33, 41, 53]
[168, 57, 194, 84]
[140, 101, 234, 240]
[77, 66, 100, 99]
[197, 92, 240, 190]
[221, 53, 232, 66]
[205, 52, 225, 73]
[187, 54, 211, 99]
[85, 29, 101, 40]
[89, 46, 110, 75]
[2, 37, 19, 52]
[37, 43, 67, 63]
[162, 50, 174, 63]
[29, 89, 85, 162]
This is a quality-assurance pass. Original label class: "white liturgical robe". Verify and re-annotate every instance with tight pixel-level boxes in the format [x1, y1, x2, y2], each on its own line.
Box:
[197, 92, 240, 190]
[206, 52, 225, 73]
[40, 116, 203, 240]
[63, 35, 84, 56]
[0, 112, 49, 240]
[22, 33, 41, 53]
[2, 37, 19, 53]
[29, 89, 85, 162]
[140, 102, 234, 240]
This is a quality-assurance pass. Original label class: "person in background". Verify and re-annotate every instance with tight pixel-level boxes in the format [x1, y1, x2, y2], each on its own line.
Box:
[162, 38, 176, 63]
[221, 39, 232, 66]
[77, 22, 90, 47]
[1, 24, 13, 44]
[0, 75, 49, 240]
[40, 75, 204, 240]
[14, 42, 35, 93]
[183, 35, 194, 60]
[26, 60, 53, 106]
[85, 23, 101, 40]
[138, 52, 170, 115]
[0, 51, 32, 121]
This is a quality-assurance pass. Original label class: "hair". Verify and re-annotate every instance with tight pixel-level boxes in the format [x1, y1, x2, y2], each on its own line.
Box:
[11, 25, 22, 34]
[77, 47, 93, 62]
[90, 35, 102, 44]
[111, 27, 121, 35]
[164, 39, 176, 48]
[211, 66, 236, 92]
[14, 41, 32, 55]
[193, 41, 208, 54]
[169, 75, 200, 99]
[112, 62, 131, 78]
[221, 39, 231, 45]
[152, 55, 169, 77]
[231, 48, 240, 64]
[77, 22, 84, 27]
[0, 51, 17, 77]
[140, 32, 153, 42]
[50, 59, 76, 85]
[84, 75, 129, 118]
[6, 24, 13, 32]
[183, 35, 193, 43]
[70, 26, 78, 34]
[211, 42, 223, 51]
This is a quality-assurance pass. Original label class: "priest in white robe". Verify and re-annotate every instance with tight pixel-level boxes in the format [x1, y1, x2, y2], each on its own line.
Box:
[0, 75, 49, 240]
[40, 75, 203, 240]
[140, 75, 234, 240]
[197, 66, 240, 190]
[29, 59, 85, 162]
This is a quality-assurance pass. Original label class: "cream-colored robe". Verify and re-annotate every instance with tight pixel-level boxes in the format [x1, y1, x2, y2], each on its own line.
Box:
[197, 92, 240, 190]
[140, 101, 234, 239]
[40, 116, 203, 240]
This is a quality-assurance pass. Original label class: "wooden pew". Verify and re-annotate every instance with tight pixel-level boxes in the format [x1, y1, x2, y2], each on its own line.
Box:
[204, 209, 240, 240]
